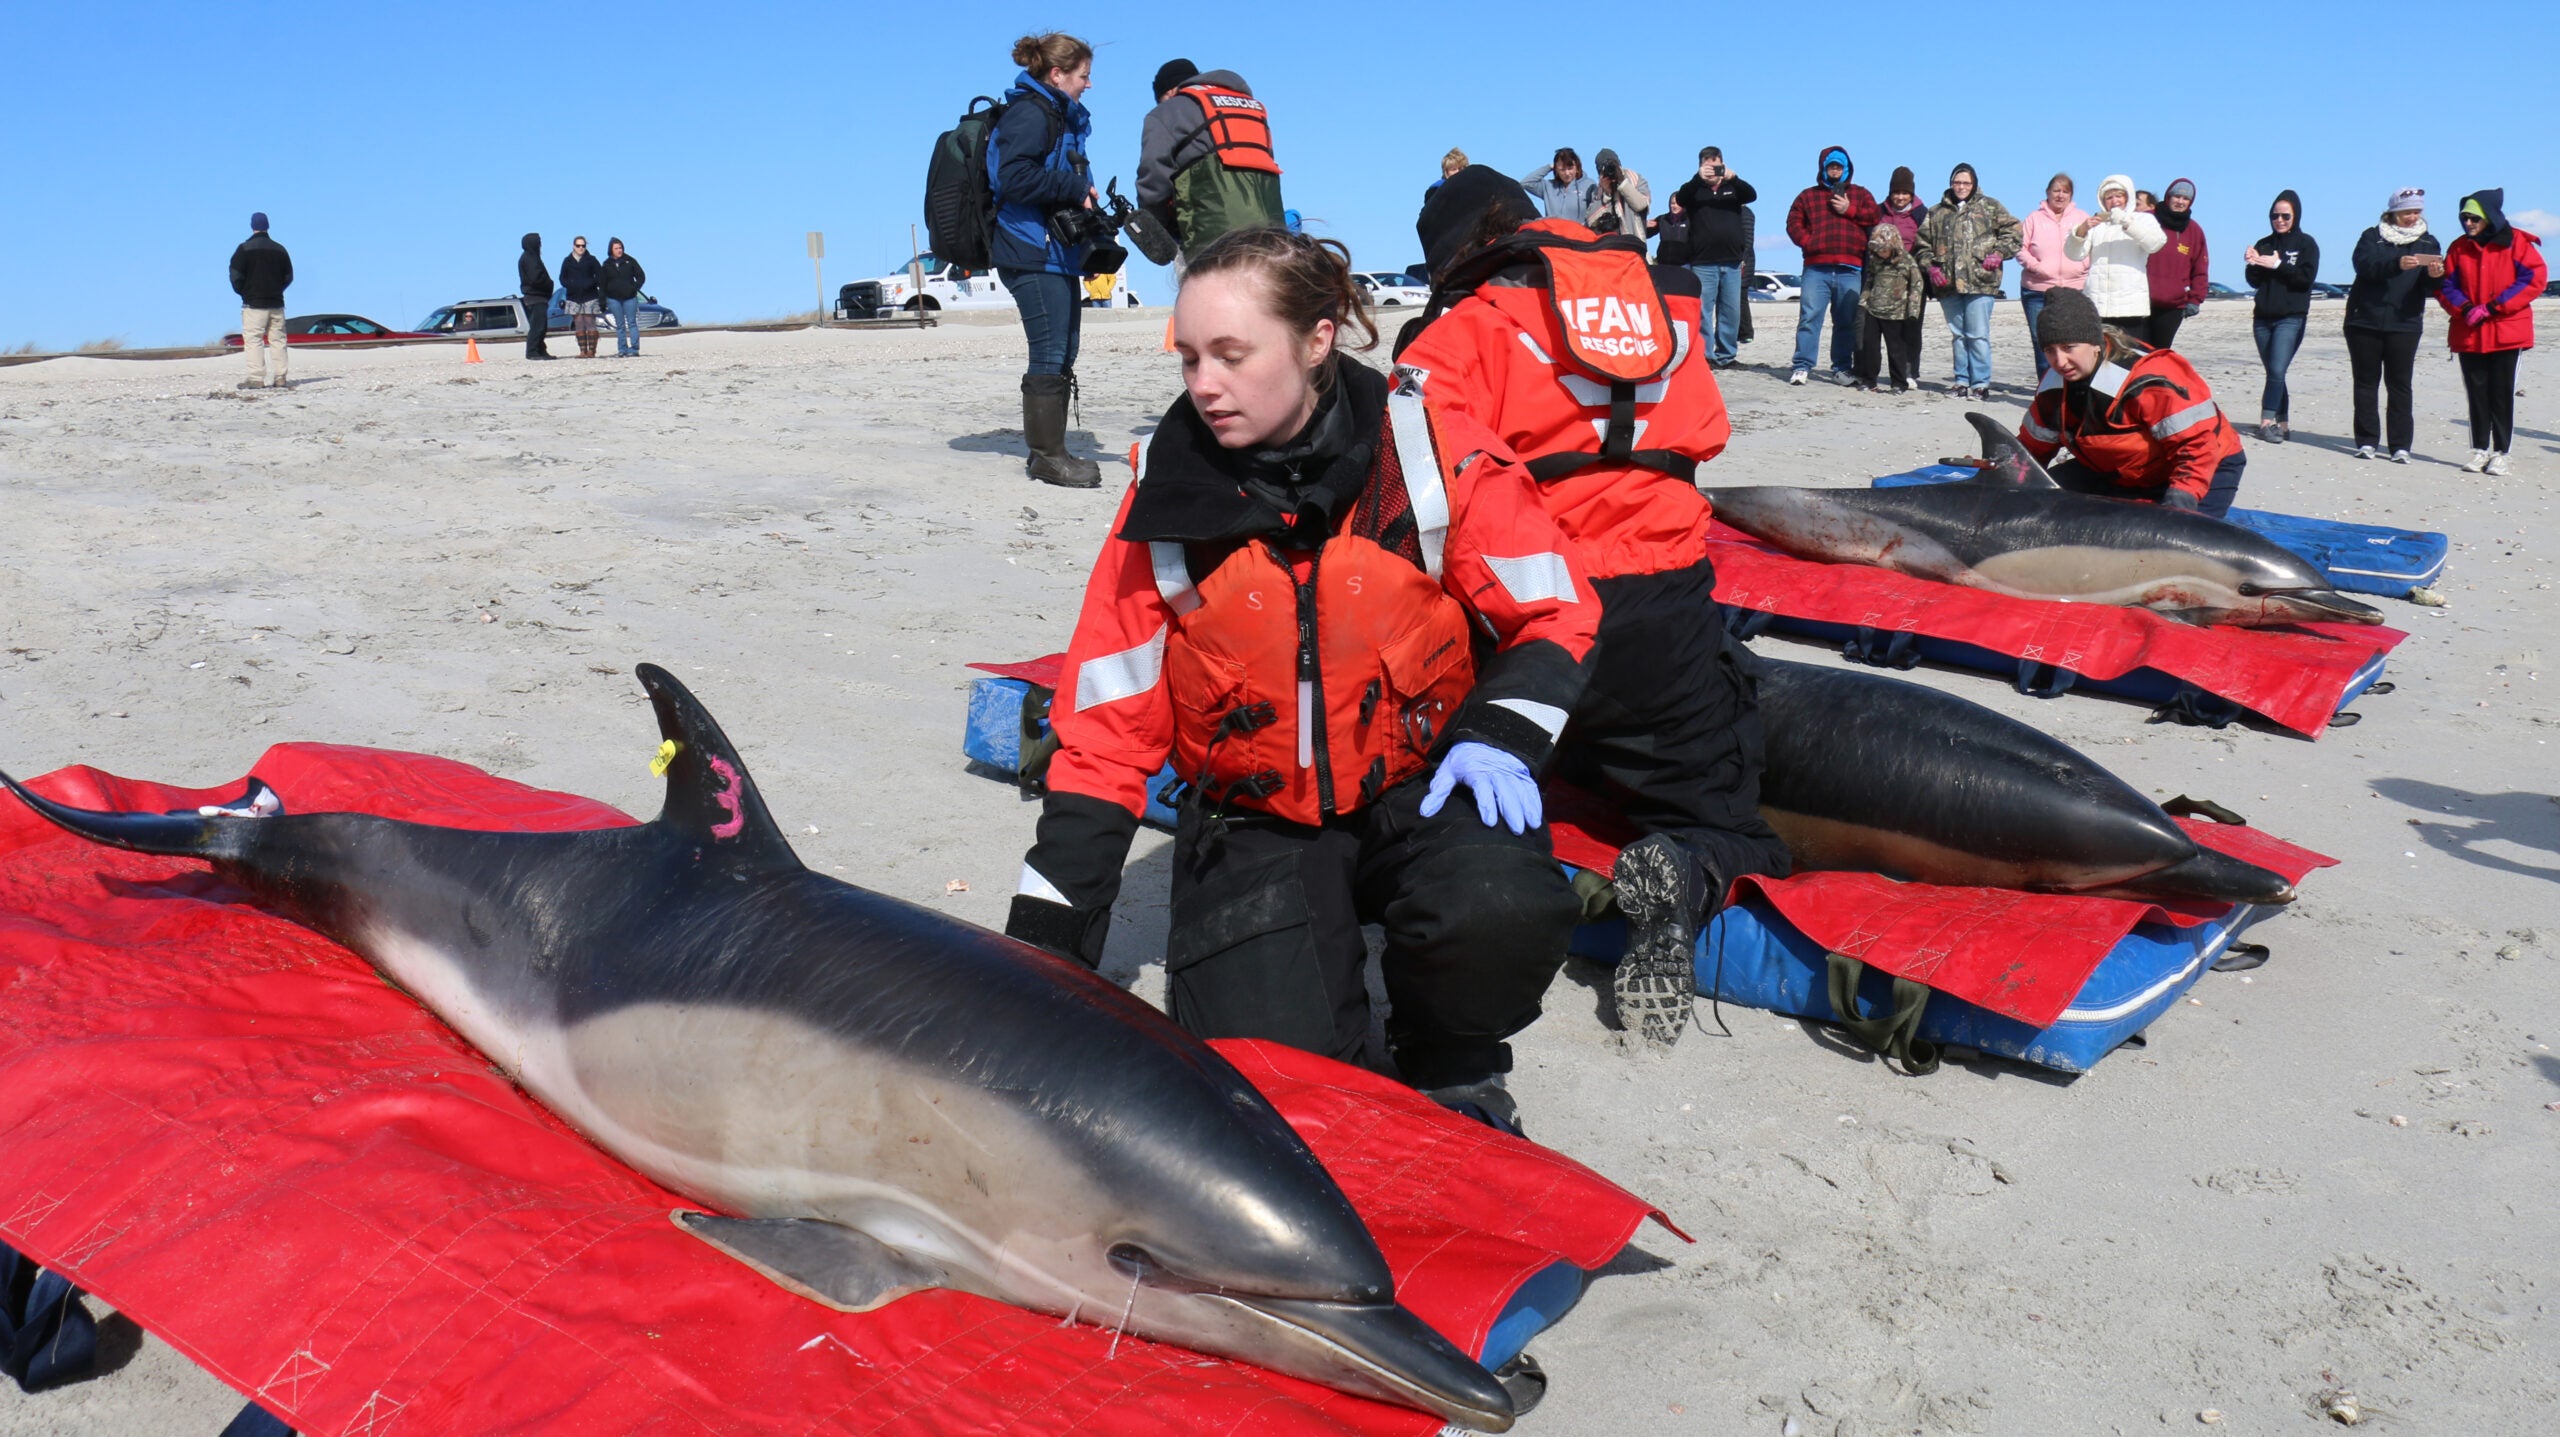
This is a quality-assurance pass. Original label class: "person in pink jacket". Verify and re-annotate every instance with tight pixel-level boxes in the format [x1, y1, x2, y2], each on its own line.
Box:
[2018, 173, 2089, 381]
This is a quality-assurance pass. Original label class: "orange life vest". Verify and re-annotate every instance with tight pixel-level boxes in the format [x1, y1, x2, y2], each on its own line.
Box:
[1143, 395, 1469, 825]
[1176, 83, 1282, 176]
[1414, 220, 1689, 482]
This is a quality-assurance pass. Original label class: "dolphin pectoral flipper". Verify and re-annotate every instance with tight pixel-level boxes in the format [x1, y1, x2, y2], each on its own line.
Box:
[673, 1211, 951, 1312]
[1965, 411, 2059, 488]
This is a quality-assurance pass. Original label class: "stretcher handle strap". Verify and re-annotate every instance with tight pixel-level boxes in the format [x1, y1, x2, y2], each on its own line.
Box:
[1822, 953, 1942, 1076]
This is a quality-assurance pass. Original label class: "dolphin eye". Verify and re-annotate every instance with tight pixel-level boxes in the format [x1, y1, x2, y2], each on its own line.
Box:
[1108, 1243, 1159, 1279]
[2236, 582, 2261, 596]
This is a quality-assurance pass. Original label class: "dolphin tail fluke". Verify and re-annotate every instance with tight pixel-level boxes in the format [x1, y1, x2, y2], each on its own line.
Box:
[1965, 411, 2060, 488]
[2116, 845, 2297, 907]
[0, 768, 250, 862]
[634, 663, 800, 867]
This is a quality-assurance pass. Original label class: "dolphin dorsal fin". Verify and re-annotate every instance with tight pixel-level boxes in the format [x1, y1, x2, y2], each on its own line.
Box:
[1964, 412, 2059, 489]
[635, 663, 800, 870]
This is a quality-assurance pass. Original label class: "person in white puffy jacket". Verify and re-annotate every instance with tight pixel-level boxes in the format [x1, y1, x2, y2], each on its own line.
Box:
[2065, 174, 2166, 328]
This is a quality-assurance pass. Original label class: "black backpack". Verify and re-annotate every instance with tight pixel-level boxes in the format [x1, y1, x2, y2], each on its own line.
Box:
[926, 90, 1064, 271]
[924, 96, 1009, 271]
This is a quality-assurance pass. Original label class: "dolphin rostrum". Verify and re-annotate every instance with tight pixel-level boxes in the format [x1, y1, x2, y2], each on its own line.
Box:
[1752, 657, 2294, 905]
[1703, 414, 2384, 628]
[0, 665, 1519, 1431]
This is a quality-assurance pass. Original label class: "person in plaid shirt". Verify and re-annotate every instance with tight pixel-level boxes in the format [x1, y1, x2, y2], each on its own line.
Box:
[1783, 145, 1880, 384]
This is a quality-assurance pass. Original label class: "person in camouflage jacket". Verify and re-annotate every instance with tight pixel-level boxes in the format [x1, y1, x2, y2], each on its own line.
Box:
[1917, 164, 2025, 396]
[1855, 222, 1926, 390]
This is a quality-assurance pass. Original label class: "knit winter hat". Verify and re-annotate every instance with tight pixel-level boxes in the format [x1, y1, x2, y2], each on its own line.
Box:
[1594, 148, 1622, 172]
[1889, 166, 1916, 198]
[2384, 187, 2425, 216]
[2036, 287, 2104, 349]
[1417, 165, 1540, 278]
[250, 212, 268, 232]
[2165, 178, 2196, 203]
[1152, 58, 1199, 97]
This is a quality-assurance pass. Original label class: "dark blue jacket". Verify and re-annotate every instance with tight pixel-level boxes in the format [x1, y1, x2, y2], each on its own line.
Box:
[988, 71, 1092, 274]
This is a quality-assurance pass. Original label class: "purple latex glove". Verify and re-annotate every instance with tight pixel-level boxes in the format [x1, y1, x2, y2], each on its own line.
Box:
[1927, 266, 1949, 289]
[1419, 741, 1542, 834]
[1979, 252, 2003, 270]
[2466, 305, 2492, 326]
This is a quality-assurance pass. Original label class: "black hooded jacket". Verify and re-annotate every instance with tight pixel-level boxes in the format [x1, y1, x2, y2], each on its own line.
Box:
[517, 234, 554, 299]
[600, 242, 647, 301]
[2246, 190, 2319, 320]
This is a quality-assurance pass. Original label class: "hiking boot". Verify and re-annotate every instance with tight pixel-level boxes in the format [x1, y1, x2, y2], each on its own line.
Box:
[1424, 1075, 1523, 1138]
[1021, 374, 1101, 488]
[2485, 451, 2511, 476]
[1611, 834, 1706, 1047]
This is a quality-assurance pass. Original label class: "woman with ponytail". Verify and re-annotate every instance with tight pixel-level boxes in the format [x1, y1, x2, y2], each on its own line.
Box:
[991, 32, 1102, 486]
[1005, 230, 1599, 1135]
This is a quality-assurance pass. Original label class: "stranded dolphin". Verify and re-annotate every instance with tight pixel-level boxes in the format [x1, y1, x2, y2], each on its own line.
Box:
[1703, 414, 2384, 627]
[0, 665, 1518, 1431]
[1752, 657, 2294, 904]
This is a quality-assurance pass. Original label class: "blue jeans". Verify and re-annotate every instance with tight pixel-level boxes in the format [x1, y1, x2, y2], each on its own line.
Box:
[607, 297, 641, 354]
[1000, 268, 1083, 375]
[2021, 289, 2050, 380]
[2252, 314, 2305, 422]
[1689, 263, 1744, 364]
[1940, 294, 1995, 388]
[1792, 264, 1862, 375]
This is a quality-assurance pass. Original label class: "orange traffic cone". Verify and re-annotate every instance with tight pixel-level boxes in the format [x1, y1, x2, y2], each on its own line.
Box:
[1161, 315, 1177, 353]
[463, 336, 483, 364]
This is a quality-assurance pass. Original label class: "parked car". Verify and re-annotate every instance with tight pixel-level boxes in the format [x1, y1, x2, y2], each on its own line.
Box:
[415, 298, 539, 337]
[221, 313, 424, 347]
[2307, 281, 2349, 299]
[2205, 281, 2246, 300]
[546, 293, 680, 331]
[1357, 271, 1431, 307]
[837, 254, 1017, 319]
[1749, 272, 1801, 303]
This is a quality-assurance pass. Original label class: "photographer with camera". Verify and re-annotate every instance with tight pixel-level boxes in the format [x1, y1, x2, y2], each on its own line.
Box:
[1584, 149, 1650, 238]
[992, 32, 1104, 488]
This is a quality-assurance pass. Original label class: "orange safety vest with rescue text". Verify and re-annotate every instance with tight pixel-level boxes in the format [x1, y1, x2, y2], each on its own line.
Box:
[1177, 84, 1282, 176]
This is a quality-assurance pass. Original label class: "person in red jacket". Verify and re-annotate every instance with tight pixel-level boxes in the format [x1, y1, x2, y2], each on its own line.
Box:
[1005, 229, 1598, 1134]
[2145, 178, 2210, 348]
[1393, 166, 1793, 1048]
[2439, 187, 2546, 476]
[1783, 145, 1881, 384]
[2018, 287, 2246, 515]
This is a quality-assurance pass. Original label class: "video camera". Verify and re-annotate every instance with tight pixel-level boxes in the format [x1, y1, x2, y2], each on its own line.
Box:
[1048, 177, 1179, 275]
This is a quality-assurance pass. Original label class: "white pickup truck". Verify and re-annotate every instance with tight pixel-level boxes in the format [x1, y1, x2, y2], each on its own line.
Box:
[835, 255, 1142, 319]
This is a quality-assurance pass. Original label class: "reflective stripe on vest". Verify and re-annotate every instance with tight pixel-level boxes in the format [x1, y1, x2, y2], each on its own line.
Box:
[1179, 84, 1280, 175]
[1387, 388, 1450, 580]
[2023, 411, 2064, 444]
[2090, 361, 2130, 397]
[1072, 624, 1167, 712]
[2151, 399, 2221, 439]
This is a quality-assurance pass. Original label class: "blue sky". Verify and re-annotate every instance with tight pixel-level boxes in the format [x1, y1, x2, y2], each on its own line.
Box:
[4, 1, 2551, 351]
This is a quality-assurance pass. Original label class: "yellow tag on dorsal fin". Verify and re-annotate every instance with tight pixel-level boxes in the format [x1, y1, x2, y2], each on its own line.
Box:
[650, 739, 682, 777]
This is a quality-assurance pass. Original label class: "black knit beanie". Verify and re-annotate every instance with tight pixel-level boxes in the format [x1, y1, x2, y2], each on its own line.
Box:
[1889, 166, 1916, 199]
[1417, 165, 1541, 278]
[1152, 58, 1199, 98]
[2036, 287, 2104, 348]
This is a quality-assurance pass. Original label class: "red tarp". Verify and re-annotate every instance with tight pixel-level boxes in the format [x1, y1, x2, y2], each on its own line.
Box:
[1549, 795, 2336, 1029]
[0, 746, 1662, 1437]
[1705, 524, 2406, 737]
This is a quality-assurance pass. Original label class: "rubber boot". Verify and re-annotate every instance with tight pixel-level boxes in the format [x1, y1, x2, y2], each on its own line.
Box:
[1022, 374, 1101, 488]
[1611, 834, 1707, 1046]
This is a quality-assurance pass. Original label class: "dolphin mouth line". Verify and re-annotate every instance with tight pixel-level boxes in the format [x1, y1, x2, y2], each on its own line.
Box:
[1201, 1291, 1513, 1428]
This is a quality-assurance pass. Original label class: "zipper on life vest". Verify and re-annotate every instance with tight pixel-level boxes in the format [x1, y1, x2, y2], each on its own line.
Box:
[1268, 541, 1336, 816]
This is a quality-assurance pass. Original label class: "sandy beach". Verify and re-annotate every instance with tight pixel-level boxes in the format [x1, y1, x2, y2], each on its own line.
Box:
[3, 299, 2554, 1434]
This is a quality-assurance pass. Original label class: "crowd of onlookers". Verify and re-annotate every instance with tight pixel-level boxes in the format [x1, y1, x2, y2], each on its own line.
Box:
[1479, 146, 2549, 475]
